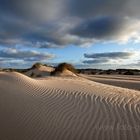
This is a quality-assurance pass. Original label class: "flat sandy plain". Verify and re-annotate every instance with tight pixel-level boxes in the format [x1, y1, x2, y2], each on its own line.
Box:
[0, 72, 140, 140]
[80, 74, 140, 91]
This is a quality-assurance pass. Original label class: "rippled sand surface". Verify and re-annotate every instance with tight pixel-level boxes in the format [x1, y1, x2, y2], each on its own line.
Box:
[0, 72, 140, 140]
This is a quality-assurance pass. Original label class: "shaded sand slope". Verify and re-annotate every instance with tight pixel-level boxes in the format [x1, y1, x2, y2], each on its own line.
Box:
[0, 72, 140, 140]
[24, 65, 54, 77]
[80, 74, 140, 91]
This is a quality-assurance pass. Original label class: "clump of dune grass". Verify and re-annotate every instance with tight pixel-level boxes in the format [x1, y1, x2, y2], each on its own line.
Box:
[31, 62, 43, 69]
[51, 63, 77, 75]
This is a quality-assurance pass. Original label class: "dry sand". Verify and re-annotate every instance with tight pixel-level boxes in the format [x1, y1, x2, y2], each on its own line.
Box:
[80, 74, 140, 91]
[25, 65, 54, 77]
[0, 72, 140, 140]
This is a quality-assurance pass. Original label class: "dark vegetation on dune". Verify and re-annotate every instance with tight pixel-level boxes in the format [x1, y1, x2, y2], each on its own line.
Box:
[51, 63, 77, 76]
[31, 63, 42, 69]
[31, 62, 49, 69]
[30, 63, 51, 78]
[0, 63, 50, 73]
[78, 69, 140, 75]
[0, 62, 140, 75]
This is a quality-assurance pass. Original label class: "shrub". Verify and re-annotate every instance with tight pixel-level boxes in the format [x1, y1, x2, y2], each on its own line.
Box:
[51, 63, 77, 75]
[124, 70, 134, 75]
[32, 62, 42, 69]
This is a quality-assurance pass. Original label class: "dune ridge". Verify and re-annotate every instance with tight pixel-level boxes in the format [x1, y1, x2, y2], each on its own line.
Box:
[0, 72, 140, 140]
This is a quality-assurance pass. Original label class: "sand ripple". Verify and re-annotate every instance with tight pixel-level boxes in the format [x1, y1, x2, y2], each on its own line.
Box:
[0, 72, 140, 140]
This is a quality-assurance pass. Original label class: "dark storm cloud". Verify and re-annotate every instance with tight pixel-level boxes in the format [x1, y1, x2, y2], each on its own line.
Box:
[68, 0, 140, 18]
[0, 0, 140, 49]
[68, 0, 125, 17]
[0, 0, 64, 21]
[0, 0, 66, 47]
[1, 0, 140, 19]
[71, 16, 124, 39]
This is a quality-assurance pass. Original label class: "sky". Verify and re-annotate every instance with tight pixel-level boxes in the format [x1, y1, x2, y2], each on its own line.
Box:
[0, 0, 140, 69]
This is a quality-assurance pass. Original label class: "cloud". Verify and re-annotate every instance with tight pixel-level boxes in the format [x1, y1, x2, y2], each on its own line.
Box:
[84, 52, 134, 59]
[80, 51, 140, 69]
[83, 59, 109, 64]
[0, 48, 55, 68]
[0, 48, 55, 59]
[71, 16, 140, 44]
[0, 15, 96, 48]
[68, 0, 140, 18]
[71, 16, 125, 39]
[0, 0, 65, 21]
[0, 0, 140, 49]
[121, 60, 140, 69]
[83, 51, 137, 64]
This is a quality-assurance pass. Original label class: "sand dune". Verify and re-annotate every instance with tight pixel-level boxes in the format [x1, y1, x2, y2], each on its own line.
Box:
[0, 72, 140, 140]
[25, 65, 54, 77]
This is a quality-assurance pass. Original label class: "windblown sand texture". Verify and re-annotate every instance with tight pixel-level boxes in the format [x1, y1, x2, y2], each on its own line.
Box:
[0, 72, 140, 140]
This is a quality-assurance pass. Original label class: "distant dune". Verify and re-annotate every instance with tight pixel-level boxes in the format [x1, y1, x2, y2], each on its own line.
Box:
[0, 72, 140, 140]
